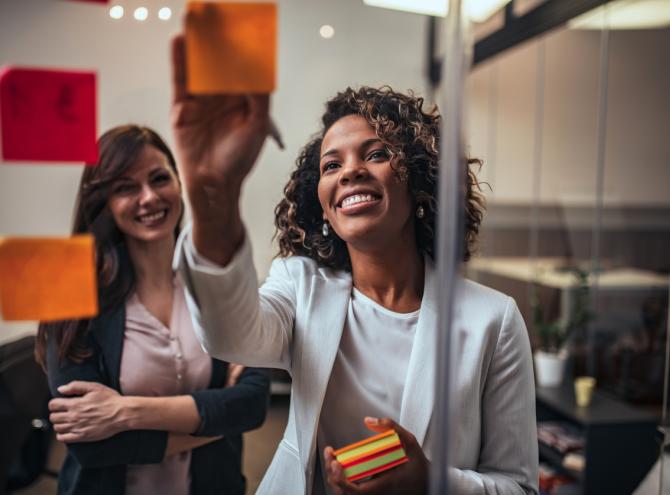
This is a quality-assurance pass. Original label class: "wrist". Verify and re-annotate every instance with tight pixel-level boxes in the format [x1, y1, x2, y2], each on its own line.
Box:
[192, 212, 244, 267]
[119, 396, 143, 430]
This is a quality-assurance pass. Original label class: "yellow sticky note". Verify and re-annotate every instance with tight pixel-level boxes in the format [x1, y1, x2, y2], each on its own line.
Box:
[0, 236, 98, 322]
[185, 2, 277, 94]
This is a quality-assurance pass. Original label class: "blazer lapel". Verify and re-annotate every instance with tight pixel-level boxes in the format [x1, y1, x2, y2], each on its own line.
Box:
[399, 260, 438, 446]
[295, 274, 351, 477]
[89, 305, 125, 390]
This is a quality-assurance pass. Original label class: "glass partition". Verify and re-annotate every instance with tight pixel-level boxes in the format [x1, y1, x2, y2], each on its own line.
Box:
[466, 14, 670, 495]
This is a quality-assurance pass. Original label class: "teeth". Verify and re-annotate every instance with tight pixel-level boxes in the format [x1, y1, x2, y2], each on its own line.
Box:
[138, 210, 166, 223]
[341, 194, 376, 208]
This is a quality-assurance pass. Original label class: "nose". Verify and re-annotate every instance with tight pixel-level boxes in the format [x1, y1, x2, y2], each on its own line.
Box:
[338, 157, 369, 185]
[138, 183, 160, 205]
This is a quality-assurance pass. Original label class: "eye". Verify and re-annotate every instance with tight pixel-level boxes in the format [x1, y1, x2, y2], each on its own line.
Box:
[368, 149, 389, 161]
[322, 161, 340, 173]
[151, 173, 172, 186]
[112, 182, 137, 195]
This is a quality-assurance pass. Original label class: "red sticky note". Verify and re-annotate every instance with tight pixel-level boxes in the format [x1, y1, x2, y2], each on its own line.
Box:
[0, 236, 98, 322]
[185, 2, 277, 94]
[0, 67, 98, 163]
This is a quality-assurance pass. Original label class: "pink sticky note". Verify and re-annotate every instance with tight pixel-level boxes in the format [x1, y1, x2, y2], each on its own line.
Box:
[0, 67, 98, 163]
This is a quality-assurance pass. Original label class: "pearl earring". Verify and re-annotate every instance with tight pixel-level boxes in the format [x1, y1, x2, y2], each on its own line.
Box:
[322, 222, 330, 237]
[416, 205, 425, 219]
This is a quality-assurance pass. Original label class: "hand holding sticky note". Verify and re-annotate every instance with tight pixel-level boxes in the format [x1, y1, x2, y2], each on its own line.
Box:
[185, 2, 277, 94]
[0, 236, 98, 321]
[334, 429, 409, 483]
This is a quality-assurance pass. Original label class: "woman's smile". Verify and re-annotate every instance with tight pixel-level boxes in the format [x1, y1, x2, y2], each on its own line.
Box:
[317, 114, 413, 246]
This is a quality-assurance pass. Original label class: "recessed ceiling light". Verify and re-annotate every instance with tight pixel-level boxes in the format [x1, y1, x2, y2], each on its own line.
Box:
[319, 24, 335, 39]
[362, 0, 511, 22]
[134, 7, 149, 22]
[158, 7, 172, 21]
[569, 0, 670, 30]
[109, 5, 124, 20]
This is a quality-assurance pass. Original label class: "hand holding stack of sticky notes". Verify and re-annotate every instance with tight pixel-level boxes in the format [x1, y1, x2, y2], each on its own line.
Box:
[334, 429, 409, 483]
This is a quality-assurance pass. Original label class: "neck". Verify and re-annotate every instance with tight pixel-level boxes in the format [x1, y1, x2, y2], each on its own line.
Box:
[347, 237, 424, 313]
[125, 236, 176, 294]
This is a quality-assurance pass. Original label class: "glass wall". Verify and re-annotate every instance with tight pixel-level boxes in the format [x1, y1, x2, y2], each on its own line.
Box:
[466, 16, 669, 495]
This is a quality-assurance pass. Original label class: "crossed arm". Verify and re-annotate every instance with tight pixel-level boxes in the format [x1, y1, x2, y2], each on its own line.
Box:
[46, 332, 268, 468]
[49, 381, 220, 457]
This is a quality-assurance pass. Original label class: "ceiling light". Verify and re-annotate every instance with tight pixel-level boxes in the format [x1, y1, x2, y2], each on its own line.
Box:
[569, 0, 670, 30]
[363, 0, 446, 17]
[158, 7, 172, 21]
[319, 24, 335, 39]
[109, 5, 124, 20]
[362, 0, 511, 22]
[134, 7, 149, 22]
[466, 0, 511, 23]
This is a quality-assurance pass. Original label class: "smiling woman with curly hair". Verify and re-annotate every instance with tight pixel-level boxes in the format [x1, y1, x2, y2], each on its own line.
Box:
[274, 86, 484, 271]
[170, 34, 538, 495]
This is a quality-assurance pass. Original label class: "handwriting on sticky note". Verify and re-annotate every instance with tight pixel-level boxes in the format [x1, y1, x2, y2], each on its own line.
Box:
[0, 67, 98, 163]
[185, 2, 277, 94]
[0, 236, 98, 322]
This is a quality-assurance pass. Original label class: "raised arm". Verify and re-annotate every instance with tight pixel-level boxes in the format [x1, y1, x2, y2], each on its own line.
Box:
[170, 35, 270, 267]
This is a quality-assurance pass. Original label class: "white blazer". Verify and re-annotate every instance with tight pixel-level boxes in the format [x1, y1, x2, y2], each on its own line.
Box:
[175, 227, 538, 495]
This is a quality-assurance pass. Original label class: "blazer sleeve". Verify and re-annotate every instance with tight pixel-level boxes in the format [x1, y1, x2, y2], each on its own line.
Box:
[190, 365, 271, 437]
[449, 298, 539, 495]
[174, 224, 297, 370]
[46, 329, 168, 469]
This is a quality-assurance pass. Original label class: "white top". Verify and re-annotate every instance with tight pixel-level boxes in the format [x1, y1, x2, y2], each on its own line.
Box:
[175, 226, 539, 494]
[315, 288, 419, 494]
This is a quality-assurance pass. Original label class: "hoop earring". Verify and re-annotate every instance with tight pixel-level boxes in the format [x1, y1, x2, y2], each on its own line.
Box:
[322, 221, 330, 237]
[416, 205, 425, 219]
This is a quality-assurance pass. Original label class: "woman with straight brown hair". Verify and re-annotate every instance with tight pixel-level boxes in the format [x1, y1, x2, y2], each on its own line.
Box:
[35, 125, 270, 495]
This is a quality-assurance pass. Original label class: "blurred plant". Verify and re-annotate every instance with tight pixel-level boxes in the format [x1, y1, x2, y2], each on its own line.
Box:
[532, 268, 594, 353]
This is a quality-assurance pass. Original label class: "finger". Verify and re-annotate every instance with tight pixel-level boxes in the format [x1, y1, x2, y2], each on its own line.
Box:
[49, 412, 71, 424]
[364, 416, 396, 434]
[49, 399, 68, 412]
[323, 446, 336, 464]
[226, 364, 245, 387]
[246, 93, 271, 134]
[53, 422, 75, 434]
[171, 34, 188, 103]
[330, 458, 363, 494]
[56, 432, 82, 443]
[365, 417, 419, 454]
[57, 380, 98, 396]
[247, 93, 270, 121]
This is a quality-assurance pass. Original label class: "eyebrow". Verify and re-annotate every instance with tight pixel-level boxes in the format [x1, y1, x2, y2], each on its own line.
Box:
[320, 138, 383, 161]
[115, 166, 170, 182]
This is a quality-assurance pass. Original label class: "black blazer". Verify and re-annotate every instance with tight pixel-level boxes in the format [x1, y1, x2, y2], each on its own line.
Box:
[46, 305, 271, 495]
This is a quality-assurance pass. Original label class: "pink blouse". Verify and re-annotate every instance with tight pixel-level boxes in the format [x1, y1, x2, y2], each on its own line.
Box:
[119, 278, 212, 495]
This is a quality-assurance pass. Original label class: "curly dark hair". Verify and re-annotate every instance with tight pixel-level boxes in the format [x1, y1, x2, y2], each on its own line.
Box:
[274, 86, 484, 271]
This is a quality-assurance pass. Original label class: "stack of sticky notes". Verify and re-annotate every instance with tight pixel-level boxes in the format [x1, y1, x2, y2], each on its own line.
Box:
[0, 236, 98, 321]
[334, 429, 408, 483]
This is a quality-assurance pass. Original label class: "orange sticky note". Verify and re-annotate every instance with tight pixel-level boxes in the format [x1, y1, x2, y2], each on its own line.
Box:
[185, 2, 277, 94]
[0, 236, 98, 322]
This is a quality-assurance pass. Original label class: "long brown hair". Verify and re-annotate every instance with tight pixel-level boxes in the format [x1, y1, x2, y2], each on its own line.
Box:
[35, 125, 181, 370]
